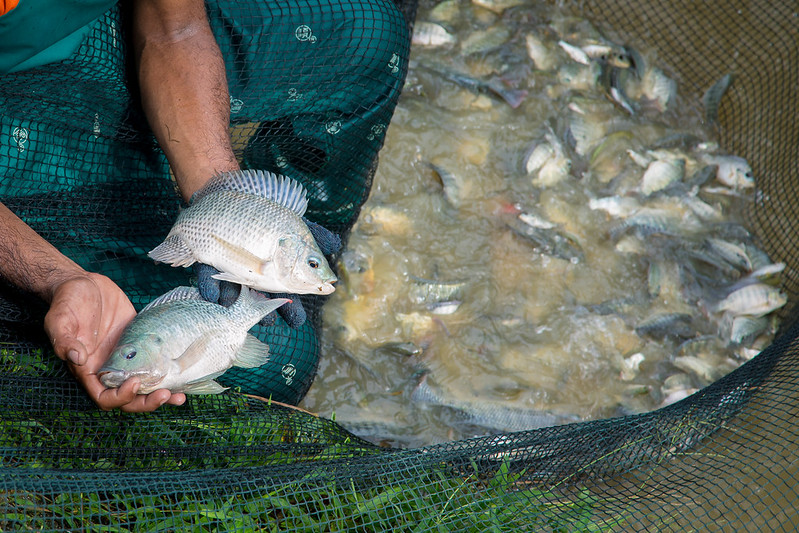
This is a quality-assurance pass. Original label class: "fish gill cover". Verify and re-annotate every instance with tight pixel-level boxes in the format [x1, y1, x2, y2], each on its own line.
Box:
[1, 0, 799, 531]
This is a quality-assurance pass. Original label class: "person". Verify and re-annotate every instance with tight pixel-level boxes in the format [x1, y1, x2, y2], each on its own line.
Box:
[0, 0, 410, 411]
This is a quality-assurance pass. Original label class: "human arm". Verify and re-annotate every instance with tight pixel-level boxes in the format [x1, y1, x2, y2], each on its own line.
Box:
[0, 203, 186, 411]
[131, 0, 240, 202]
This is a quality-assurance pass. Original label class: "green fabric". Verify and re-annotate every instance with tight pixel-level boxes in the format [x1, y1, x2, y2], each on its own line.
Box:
[0, 0, 410, 404]
[0, 0, 116, 74]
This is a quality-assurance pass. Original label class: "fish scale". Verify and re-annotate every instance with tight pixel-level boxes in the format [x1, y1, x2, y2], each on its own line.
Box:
[149, 170, 337, 295]
[99, 287, 290, 394]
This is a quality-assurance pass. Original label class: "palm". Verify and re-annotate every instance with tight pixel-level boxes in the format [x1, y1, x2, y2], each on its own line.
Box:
[44, 273, 185, 411]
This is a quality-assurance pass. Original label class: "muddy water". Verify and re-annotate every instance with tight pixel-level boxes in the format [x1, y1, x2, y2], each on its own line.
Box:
[300, 0, 784, 447]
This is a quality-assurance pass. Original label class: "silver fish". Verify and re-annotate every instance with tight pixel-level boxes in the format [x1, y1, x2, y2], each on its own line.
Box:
[149, 170, 337, 295]
[471, 0, 528, 14]
[640, 158, 685, 196]
[98, 287, 289, 394]
[412, 380, 577, 433]
[412, 22, 457, 47]
[700, 154, 755, 189]
[713, 283, 787, 317]
[635, 312, 694, 339]
[413, 61, 529, 109]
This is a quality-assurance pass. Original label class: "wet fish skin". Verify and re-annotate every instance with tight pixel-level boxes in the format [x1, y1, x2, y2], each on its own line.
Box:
[507, 215, 584, 262]
[414, 61, 528, 108]
[98, 287, 289, 394]
[703, 73, 734, 125]
[412, 380, 577, 433]
[700, 154, 755, 189]
[149, 170, 337, 295]
[413, 21, 457, 47]
[635, 312, 694, 339]
[713, 283, 787, 317]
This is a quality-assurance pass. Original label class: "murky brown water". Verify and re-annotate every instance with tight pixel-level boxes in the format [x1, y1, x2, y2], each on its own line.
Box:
[301, 0, 785, 448]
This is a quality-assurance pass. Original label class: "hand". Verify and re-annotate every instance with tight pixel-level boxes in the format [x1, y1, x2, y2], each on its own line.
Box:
[43, 272, 187, 412]
[195, 216, 341, 328]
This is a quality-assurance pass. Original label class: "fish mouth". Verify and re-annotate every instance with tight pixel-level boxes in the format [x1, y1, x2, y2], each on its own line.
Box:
[98, 368, 164, 389]
[318, 281, 337, 295]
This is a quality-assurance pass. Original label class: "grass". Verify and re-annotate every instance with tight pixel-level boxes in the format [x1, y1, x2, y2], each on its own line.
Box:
[0, 347, 631, 532]
[0, 458, 624, 532]
[0, 397, 629, 532]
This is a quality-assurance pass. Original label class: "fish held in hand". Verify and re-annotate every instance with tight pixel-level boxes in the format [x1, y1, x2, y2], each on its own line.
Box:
[149, 170, 338, 295]
[98, 287, 290, 394]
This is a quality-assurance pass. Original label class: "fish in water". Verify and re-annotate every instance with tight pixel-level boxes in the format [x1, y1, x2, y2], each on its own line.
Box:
[149, 170, 337, 295]
[412, 60, 528, 109]
[411, 379, 578, 433]
[99, 287, 289, 394]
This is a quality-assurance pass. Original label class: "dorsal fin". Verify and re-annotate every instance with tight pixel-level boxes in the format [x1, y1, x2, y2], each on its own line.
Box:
[190, 170, 308, 216]
[141, 286, 204, 313]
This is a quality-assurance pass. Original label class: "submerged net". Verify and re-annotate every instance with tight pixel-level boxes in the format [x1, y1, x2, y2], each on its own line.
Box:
[1, 0, 798, 531]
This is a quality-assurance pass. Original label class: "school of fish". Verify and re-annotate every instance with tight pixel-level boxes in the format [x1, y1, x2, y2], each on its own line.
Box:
[302, 0, 787, 447]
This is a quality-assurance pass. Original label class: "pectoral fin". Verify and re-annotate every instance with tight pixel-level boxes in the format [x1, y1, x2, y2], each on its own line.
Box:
[211, 234, 270, 276]
[176, 334, 215, 372]
[148, 234, 196, 267]
[232, 334, 270, 369]
[181, 380, 228, 395]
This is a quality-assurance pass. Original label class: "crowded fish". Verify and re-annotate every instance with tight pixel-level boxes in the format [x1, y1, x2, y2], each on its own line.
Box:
[302, 0, 786, 447]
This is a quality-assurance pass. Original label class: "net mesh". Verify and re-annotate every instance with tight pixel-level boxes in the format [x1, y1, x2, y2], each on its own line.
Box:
[2, 0, 799, 531]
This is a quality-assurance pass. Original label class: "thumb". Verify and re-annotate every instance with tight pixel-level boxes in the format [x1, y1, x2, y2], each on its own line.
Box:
[55, 336, 89, 366]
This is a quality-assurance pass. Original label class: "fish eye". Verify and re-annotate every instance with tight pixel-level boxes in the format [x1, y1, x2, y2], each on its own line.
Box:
[124, 349, 137, 360]
[308, 258, 320, 269]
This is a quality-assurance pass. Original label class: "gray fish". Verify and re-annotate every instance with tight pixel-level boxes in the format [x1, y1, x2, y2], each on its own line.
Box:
[149, 170, 337, 295]
[704, 238, 752, 272]
[684, 164, 718, 189]
[99, 287, 289, 394]
[703, 73, 734, 125]
[635, 312, 694, 339]
[414, 62, 528, 108]
[409, 275, 467, 305]
[506, 215, 584, 262]
[412, 380, 577, 433]
[608, 208, 684, 240]
[728, 315, 769, 345]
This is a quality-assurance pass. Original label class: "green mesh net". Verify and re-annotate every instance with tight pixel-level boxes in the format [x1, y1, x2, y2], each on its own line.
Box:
[2, 0, 799, 531]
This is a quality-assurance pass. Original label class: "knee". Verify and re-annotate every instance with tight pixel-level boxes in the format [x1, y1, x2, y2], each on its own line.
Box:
[334, 0, 410, 75]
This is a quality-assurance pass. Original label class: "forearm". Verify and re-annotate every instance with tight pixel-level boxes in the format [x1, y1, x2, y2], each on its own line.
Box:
[0, 203, 86, 302]
[131, 0, 239, 202]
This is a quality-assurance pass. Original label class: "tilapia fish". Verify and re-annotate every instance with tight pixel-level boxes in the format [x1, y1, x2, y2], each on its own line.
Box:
[98, 287, 289, 394]
[149, 170, 337, 295]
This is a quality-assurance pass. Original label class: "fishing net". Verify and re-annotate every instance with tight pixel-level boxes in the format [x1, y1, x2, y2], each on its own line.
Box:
[1, 0, 798, 530]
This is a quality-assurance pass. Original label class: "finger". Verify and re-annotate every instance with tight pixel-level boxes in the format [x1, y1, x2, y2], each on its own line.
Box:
[218, 281, 240, 307]
[258, 312, 277, 327]
[303, 217, 342, 255]
[87, 375, 142, 411]
[119, 389, 174, 413]
[195, 263, 222, 302]
[165, 392, 187, 407]
[276, 297, 306, 328]
[54, 336, 89, 366]
[44, 313, 89, 365]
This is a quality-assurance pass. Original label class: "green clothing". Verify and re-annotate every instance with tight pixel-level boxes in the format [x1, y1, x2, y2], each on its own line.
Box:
[0, 0, 116, 74]
[0, 0, 410, 404]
